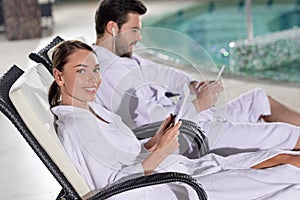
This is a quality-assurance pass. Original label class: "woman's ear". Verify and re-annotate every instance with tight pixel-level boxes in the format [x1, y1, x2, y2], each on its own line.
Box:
[53, 68, 64, 86]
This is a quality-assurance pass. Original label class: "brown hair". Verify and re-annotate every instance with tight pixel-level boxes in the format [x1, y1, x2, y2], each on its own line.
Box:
[95, 0, 147, 38]
[48, 40, 96, 108]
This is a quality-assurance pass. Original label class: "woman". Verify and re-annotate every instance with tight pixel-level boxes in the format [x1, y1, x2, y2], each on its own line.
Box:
[49, 40, 300, 200]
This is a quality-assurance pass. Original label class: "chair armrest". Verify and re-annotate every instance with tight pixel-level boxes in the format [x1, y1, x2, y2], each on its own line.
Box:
[87, 172, 207, 200]
[180, 119, 209, 158]
[133, 119, 209, 159]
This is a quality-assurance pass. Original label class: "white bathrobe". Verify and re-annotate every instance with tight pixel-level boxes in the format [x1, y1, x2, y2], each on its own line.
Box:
[93, 45, 300, 153]
[52, 103, 300, 200]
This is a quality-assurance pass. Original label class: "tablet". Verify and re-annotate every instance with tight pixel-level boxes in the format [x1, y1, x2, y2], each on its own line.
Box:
[172, 83, 190, 125]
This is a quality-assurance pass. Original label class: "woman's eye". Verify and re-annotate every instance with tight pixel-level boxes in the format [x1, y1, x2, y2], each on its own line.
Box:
[94, 67, 101, 73]
[76, 69, 86, 74]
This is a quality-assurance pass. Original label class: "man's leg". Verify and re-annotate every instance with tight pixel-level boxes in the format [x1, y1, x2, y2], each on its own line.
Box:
[204, 120, 300, 153]
[220, 88, 300, 126]
[200, 88, 300, 152]
[294, 139, 300, 151]
[262, 96, 300, 127]
[252, 153, 300, 169]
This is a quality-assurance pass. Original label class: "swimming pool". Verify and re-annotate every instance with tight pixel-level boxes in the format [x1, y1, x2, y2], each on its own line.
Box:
[143, 0, 300, 83]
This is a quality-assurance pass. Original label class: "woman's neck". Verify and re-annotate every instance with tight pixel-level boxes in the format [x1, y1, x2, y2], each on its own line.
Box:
[61, 97, 109, 123]
[61, 98, 89, 110]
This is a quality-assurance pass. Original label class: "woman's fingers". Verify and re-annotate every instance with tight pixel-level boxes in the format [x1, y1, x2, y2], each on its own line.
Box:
[170, 122, 181, 140]
[166, 120, 181, 133]
[174, 130, 180, 140]
[158, 114, 173, 133]
[174, 120, 182, 129]
[156, 124, 180, 153]
[165, 121, 181, 137]
[165, 114, 173, 124]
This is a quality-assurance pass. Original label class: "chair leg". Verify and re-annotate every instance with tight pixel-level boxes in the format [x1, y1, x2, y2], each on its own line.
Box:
[56, 188, 79, 200]
[56, 189, 67, 200]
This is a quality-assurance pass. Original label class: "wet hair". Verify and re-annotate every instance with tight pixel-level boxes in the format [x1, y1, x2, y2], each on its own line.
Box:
[95, 0, 147, 38]
[48, 40, 96, 108]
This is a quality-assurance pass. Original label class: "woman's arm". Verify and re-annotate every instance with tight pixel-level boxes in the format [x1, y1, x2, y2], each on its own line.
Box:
[143, 115, 173, 151]
[142, 121, 181, 175]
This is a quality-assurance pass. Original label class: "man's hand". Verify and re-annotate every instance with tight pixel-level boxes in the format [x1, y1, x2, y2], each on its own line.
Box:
[190, 80, 224, 112]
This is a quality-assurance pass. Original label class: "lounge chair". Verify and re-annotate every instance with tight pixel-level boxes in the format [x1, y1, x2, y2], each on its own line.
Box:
[0, 64, 207, 199]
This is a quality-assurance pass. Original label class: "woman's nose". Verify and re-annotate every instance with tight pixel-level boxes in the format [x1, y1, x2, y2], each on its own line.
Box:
[88, 71, 100, 84]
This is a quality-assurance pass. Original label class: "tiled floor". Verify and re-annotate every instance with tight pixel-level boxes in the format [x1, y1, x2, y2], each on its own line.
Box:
[0, 1, 197, 199]
[0, 1, 300, 199]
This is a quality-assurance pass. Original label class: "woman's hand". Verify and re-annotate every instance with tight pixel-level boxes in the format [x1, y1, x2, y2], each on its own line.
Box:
[192, 80, 224, 112]
[144, 114, 173, 151]
[142, 121, 181, 175]
[154, 121, 181, 156]
[156, 114, 174, 135]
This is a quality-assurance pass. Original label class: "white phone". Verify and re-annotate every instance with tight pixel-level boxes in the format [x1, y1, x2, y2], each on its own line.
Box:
[216, 65, 226, 81]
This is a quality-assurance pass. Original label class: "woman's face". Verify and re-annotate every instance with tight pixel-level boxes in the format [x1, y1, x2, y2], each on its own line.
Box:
[55, 49, 101, 108]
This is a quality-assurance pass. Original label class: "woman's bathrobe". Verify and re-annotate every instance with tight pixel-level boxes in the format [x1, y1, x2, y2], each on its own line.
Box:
[52, 103, 300, 200]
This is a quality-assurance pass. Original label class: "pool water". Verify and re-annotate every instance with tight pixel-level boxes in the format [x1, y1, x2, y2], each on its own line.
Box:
[144, 0, 300, 83]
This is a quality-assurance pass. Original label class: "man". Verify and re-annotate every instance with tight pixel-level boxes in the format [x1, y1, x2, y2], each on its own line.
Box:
[93, 0, 300, 153]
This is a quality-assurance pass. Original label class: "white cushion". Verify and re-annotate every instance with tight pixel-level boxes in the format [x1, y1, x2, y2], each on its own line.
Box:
[9, 64, 91, 198]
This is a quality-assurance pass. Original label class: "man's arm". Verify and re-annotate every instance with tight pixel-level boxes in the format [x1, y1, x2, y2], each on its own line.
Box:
[137, 56, 195, 94]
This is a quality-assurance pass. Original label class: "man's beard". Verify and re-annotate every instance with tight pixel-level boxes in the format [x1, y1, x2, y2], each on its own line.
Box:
[120, 52, 132, 58]
[115, 36, 133, 57]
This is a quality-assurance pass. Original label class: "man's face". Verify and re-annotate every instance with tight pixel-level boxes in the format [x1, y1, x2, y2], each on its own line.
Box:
[115, 13, 142, 57]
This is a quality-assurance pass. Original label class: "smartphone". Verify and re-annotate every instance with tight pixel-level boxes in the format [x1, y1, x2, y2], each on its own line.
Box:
[216, 65, 226, 81]
[166, 114, 176, 128]
[198, 65, 226, 86]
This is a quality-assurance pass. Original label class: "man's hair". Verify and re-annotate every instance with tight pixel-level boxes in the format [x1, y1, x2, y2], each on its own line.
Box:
[95, 0, 147, 38]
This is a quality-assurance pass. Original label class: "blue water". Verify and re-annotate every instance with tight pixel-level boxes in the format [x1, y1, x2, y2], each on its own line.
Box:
[145, 0, 300, 82]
